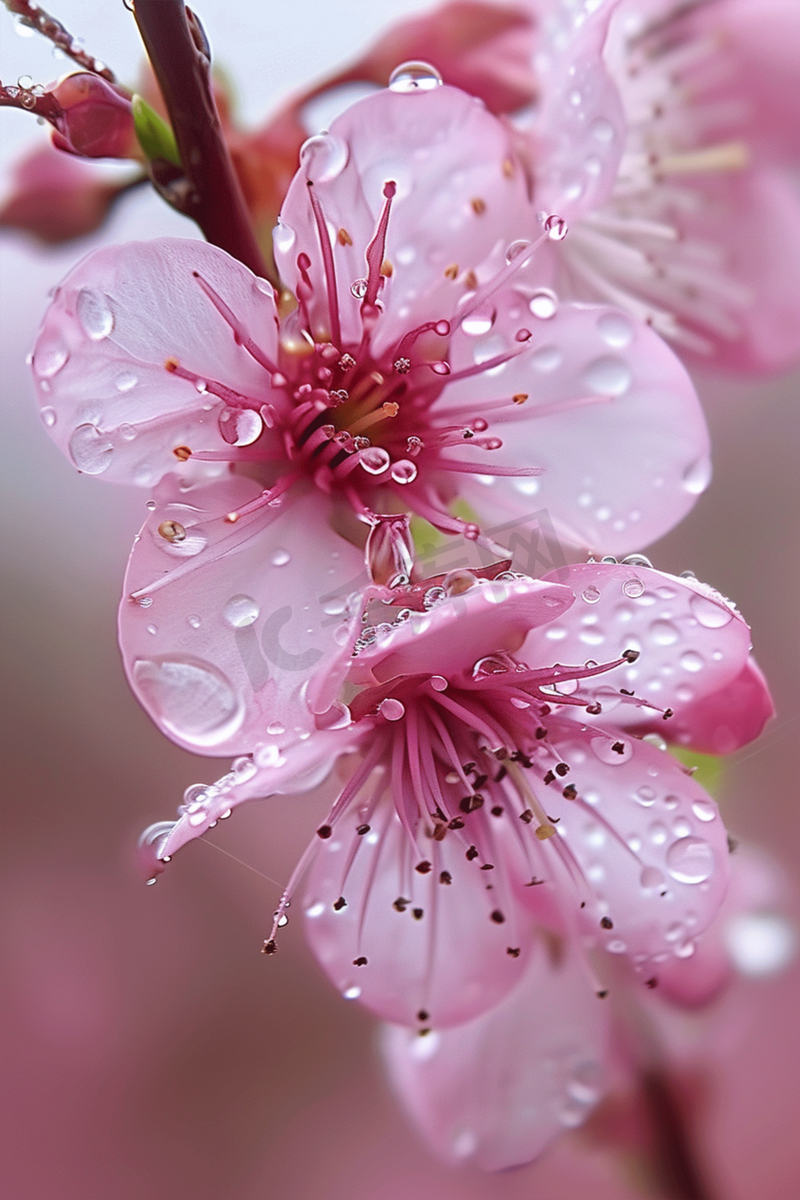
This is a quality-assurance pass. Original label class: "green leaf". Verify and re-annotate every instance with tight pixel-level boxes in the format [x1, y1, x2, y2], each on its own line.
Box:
[669, 746, 724, 799]
[132, 94, 181, 168]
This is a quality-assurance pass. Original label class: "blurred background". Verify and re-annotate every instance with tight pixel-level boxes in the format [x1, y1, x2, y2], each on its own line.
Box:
[1, 2, 798, 1197]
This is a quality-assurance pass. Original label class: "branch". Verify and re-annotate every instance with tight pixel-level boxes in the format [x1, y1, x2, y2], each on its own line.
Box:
[3, 1, 117, 82]
[133, 0, 266, 277]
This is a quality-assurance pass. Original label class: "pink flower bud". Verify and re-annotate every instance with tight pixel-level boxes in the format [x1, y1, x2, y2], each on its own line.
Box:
[50, 73, 136, 160]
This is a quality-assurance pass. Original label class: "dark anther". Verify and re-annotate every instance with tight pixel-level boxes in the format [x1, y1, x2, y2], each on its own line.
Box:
[317, 824, 333, 839]
[600, 916, 614, 929]
[611, 741, 626, 754]
[622, 648, 640, 662]
[543, 770, 556, 785]
[466, 845, 479, 861]
[463, 761, 476, 774]
[332, 896, 347, 911]
[417, 1009, 429, 1022]
[540, 704, 551, 716]
[412, 907, 424, 920]
[727, 835, 739, 854]
[448, 817, 465, 830]
[580, 900, 586, 908]
[261, 939, 278, 955]
[520, 809, 534, 824]
[662, 707, 674, 720]
[506, 946, 521, 957]
[356, 823, 370, 835]
[439, 871, 452, 885]
[473, 773, 488, 790]
[555, 762, 570, 777]
[494, 766, 508, 783]
[480, 863, 495, 871]
[490, 805, 504, 816]
[524, 876, 544, 886]
[353, 956, 368, 966]
[645, 977, 658, 989]
[493, 747, 508, 760]
[535, 727, 547, 739]
[432, 822, 448, 841]
[585, 703, 602, 715]
[459, 794, 484, 813]
[490, 910, 505, 924]
[393, 896, 410, 912]
[562, 784, 577, 800]
[620, 688, 634, 696]
[596, 989, 609, 999]
[415, 860, 433, 874]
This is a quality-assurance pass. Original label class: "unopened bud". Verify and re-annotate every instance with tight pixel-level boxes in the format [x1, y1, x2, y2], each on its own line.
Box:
[51, 73, 136, 160]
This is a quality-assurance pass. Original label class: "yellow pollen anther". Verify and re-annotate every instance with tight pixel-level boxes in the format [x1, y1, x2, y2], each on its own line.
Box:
[173, 445, 192, 461]
[349, 401, 399, 435]
[444, 263, 459, 280]
[464, 270, 479, 290]
[471, 197, 487, 215]
[338, 227, 353, 246]
[158, 519, 186, 543]
[165, 357, 179, 372]
[380, 259, 394, 277]
[513, 393, 529, 405]
[535, 823, 557, 841]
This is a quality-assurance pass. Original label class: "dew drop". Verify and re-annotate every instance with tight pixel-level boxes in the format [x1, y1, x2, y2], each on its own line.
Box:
[68, 423, 114, 474]
[649, 619, 679, 645]
[388, 61, 443, 92]
[689, 593, 733, 628]
[505, 239, 531, 264]
[271, 548, 291, 567]
[680, 650, 704, 673]
[443, 569, 477, 595]
[682, 456, 711, 495]
[115, 371, 138, 392]
[666, 836, 714, 884]
[635, 785, 657, 807]
[423, 586, 446, 609]
[299, 132, 349, 182]
[360, 447, 391, 475]
[391, 459, 418, 484]
[597, 312, 634, 348]
[529, 289, 558, 319]
[33, 337, 68, 378]
[350, 278, 368, 299]
[40, 406, 57, 427]
[188, 614, 202, 629]
[691, 799, 716, 822]
[379, 698, 405, 721]
[132, 657, 244, 748]
[342, 985, 362, 1000]
[223, 594, 260, 628]
[622, 577, 644, 599]
[591, 735, 632, 764]
[544, 214, 568, 241]
[119, 423, 137, 441]
[219, 407, 263, 446]
[76, 287, 114, 340]
[590, 117, 615, 143]
[460, 305, 495, 336]
[582, 585, 601, 604]
[583, 355, 632, 396]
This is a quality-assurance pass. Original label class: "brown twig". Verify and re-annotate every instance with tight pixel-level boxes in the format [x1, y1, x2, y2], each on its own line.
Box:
[640, 1069, 716, 1200]
[133, 0, 266, 277]
[3, 1, 117, 83]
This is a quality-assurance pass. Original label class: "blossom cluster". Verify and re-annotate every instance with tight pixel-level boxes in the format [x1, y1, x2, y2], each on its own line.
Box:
[6, 0, 796, 1180]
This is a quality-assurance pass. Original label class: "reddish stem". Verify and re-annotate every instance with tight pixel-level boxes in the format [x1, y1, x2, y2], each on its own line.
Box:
[3, 0, 117, 82]
[133, 0, 266, 277]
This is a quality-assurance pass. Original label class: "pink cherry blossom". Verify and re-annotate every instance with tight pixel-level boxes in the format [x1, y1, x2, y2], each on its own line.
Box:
[523, 0, 800, 371]
[139, 560, 767, 1031]
[32, 81, 709, 752]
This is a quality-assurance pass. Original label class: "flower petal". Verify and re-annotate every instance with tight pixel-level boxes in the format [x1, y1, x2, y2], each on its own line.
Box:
[381, 934, 608, 1170]
[525, 562, 755, 730]
[119, 479, 364, 754]
[350, 576, 575, 685]
[303, 793, 537, 1027]
[442, 291, 709, 553]
[640, 657, 774, 756]
[540, 716, 731, 972]
[32, 238, 281, 486]
[276, 84, 529, 353]
[529, 0, 626, 221]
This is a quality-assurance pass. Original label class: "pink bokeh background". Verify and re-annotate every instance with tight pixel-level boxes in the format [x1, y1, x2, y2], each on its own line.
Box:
[1, 3, 798, 1197]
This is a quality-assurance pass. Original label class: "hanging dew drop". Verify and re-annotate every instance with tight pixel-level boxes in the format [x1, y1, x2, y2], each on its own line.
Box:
[544, 214, 568, 241]
[388, 61, 443, 92]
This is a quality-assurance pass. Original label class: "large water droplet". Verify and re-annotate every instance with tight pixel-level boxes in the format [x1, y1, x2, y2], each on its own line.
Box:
[529, 289, 558, 319]
[622, 577, 644, 599]
[390, 459, 418, 484]
[219, 407, 263, 446]
[666, 836, 714, 884]
[388, 61, 443, 92]
[582, 585, 601, 604]
[379, 697, 405, 721]
[680, 650, 704, 673]
[544, 214, 568, 241]
[299, 132, 349, 182]
[223, 594, 260, 627]
[460, 304, 496, 336]
[583, 355, 632, 396]
[33, 336, 68, 377]
[359, 447, 391, 475]
[271, 547, 291, 567]
[68, 423, 114, 474]
[689, 593, 733, 629]
[597, 312, 634, 348]
[691, 799, 716, 823]
[76, 287, 114, 340]
[649, 619, 679, 645]
[682, 456, 711, 495]
[133, 657, 244, 747]
[505, 239, 531, 264]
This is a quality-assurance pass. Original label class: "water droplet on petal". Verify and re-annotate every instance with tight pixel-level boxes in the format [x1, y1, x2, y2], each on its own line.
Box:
[591, 735, 632, 764]
[299, 132, 349, 182]
[359, 447, 391, 475]
[443, 569, 477, 595]
[622, 577, 644, 599]
[133, 657, 244, 747]
[590, 117, 615, 143]
[271, 548, 291, 567]
[188, 614, 202, 629]
[597, 312, 634, 348]
[460, 305, 495, 336]
[76, 287, 114, 340]
[379, 698, 405, 721]
[40, 406, 57, 427]
[666, 836, 714, 884]
[691, 799, 716, 822]
[350, 278, 368, 299]
[505, 239, 531, 264]
[650, 619, 679, 645]
[423, 586, 446, 609]
[582, 585, 601, 604]
[223, 594, 260, 628]
[689, 593, 733, 628]
[219, 407, 263, 446]
[342, 984, 362, 999]
[529, 289, 558, 319]
[680, 650, 704, 673]
[683, 456, 711, 495]
[33, 337, 68, 377]
[583, 355, 632, 396]
[68, 423, 114, 474]
[388, 61, 443, 92]
[390, 459, 418, 484]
